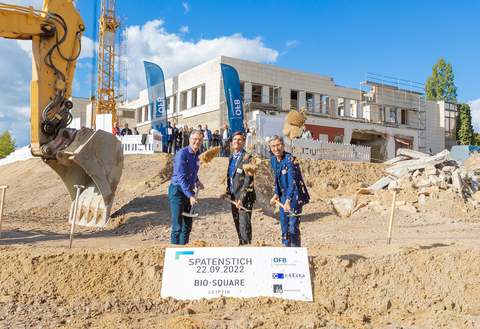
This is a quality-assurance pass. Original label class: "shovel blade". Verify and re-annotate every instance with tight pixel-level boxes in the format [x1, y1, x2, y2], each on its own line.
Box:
[47, 129, 124, 227]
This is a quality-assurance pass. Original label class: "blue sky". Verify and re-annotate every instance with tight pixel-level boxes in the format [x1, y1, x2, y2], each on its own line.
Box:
[1, 0, 479, 147]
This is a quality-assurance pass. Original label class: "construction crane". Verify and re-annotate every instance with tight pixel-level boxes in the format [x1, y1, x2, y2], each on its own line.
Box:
[94, 0, 126, 125]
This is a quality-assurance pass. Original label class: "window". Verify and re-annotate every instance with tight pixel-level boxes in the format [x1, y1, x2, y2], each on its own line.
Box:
[269, 87, 279, 105]
[201, 85, 205, 105]
[167, 96, 176, 112]
[291, 90, 298, 109]
[306, 93, 313, 111]
[445, 103, 457, 139]
[252, 84, 262, 103]
[181, 92, 187, 111]
[390, 108, 396, 123]
[334, 136, 343, 143]
[338, 97, 344, 116]
[191, 88, 197, 108]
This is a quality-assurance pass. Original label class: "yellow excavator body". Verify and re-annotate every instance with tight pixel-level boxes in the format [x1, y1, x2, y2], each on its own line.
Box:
[0, 0, 123, 227]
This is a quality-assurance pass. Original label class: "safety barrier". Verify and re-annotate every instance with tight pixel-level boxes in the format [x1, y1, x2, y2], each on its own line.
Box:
[246, 137, 370, 162]
[118, 131, 163, 154]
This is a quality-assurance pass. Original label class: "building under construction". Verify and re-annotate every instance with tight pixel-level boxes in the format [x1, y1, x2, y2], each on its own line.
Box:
[120, 56, 456, 162]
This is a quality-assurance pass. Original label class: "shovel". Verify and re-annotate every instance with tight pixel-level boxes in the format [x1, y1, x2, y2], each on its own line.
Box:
[222, 197, 261, 213]
[275, 200, 304, 217]
[183, 187, 201, 218]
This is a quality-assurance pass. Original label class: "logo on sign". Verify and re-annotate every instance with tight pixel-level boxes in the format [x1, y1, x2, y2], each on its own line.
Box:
[273, 258, 287, 263]
[156, 97, 165, 115]
[285, 273, 306, 279]
[272, 273, 284, 279]
[175, 251, 194, 260]
[273, 284, 283, 293]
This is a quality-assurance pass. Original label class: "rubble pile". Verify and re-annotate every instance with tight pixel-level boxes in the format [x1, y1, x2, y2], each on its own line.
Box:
[329, 148, 480, 217]
[383, 148, 480, 206]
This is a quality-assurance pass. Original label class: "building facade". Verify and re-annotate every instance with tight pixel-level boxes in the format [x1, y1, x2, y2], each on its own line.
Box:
[121, 56, 456, 162]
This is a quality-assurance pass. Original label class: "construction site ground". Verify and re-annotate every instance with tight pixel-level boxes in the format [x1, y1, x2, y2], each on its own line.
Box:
[0, 154, 479, 328]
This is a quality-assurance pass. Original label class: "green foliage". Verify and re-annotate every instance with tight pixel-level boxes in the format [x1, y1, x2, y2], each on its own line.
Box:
[0, 130, 16, 158]
[425, 57, 458, 102]
[473, 133, 480, 147]
[455, 103, 474, 145]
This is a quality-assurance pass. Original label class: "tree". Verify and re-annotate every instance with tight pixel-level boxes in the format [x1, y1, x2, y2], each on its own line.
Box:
[455, 103, 474, 145]
[0, 130, 16, 158]
[425, 57, 458, 102]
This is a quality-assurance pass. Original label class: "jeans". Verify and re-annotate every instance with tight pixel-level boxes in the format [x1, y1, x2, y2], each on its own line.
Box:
[169, 184, 193, 245]
[279, 201, 302, 247]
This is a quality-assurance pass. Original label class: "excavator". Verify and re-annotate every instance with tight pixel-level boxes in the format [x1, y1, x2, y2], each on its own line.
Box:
[0, 0, 123, 227]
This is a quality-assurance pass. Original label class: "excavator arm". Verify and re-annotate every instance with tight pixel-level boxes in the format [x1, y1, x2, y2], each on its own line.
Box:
[0, 0, 123, 227]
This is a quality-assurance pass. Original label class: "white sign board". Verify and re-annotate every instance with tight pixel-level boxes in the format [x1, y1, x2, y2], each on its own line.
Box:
[95, 113, 112, 133]
[161, 247, 312, 301]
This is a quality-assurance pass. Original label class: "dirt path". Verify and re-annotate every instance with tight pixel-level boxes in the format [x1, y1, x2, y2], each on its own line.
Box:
[0, 154, 479, 328]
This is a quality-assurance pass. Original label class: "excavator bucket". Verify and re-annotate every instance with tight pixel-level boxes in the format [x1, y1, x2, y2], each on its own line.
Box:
[46, 128, 123, 227]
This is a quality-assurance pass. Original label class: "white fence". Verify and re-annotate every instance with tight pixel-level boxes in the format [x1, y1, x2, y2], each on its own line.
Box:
[0, 145, 34, 166]
[246, 137, 371, 162]
[117, 131, 163, 154]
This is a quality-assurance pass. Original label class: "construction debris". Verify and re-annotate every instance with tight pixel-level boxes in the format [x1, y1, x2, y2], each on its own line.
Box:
[369, 149, 480, 207]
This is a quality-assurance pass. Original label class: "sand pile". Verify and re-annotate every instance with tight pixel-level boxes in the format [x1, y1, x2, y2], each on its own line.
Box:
[0, 242, 478, 328]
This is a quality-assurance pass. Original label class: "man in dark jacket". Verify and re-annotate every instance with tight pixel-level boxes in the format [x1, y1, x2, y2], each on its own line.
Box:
[121, 123, 132, 136]
[220, 131, 256, 245]
[269, 135, 310, 247]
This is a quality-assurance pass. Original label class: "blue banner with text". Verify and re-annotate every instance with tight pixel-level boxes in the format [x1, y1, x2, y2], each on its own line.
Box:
[144, 61, 167, 137]
[221, 64, 245, 135]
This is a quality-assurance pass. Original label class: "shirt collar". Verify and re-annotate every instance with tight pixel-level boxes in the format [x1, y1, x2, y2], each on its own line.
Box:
[233, 148, 244, 158]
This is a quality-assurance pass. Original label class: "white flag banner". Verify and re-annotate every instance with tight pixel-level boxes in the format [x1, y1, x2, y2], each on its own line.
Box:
[161, 247, 313, 301]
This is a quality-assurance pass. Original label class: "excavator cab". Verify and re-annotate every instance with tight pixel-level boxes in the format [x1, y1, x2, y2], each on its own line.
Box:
[0, 0, 123, 227]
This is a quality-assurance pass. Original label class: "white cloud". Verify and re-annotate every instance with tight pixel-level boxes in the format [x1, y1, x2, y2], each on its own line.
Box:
[180, 26, 189, 33]
[125, 20, 279, 99]
[286, 40, 299, 47]
[79, 36, 96, 60]
[182, 2, 190, 14]
[468, 98, 480, 133]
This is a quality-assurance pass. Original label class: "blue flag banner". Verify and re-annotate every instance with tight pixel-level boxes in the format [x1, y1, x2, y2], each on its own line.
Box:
[144, 61, 167, 137]
[221, 64, 245, 134]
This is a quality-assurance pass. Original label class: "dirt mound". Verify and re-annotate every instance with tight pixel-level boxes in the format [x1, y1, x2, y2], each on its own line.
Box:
[1, 154, 480, 328]
[0, 242, 478, 328]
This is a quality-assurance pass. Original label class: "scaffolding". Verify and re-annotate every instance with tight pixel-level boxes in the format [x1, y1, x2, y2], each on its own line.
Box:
[360, 72, 427, 153]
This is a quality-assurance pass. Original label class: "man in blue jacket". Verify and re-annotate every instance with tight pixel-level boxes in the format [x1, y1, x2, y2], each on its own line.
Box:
[269, 135, 310, 247]
[169, 130, 205, 245]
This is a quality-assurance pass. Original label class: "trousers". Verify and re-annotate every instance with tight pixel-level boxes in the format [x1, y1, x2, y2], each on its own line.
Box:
[169, 184, 193, 245]
[231, 200, 252, 245]
[279, 202, 302, 247]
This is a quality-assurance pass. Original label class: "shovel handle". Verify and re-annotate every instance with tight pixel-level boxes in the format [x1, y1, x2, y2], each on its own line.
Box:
[275, 200, 296, 216]
[223, 197, 250, 212]
[189, 186, 201, 215]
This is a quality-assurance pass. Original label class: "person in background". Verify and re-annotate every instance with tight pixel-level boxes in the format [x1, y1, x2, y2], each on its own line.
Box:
[166, 121, 174, 154]
[300, 125, 312, 140]
[168, 130, 205, 245]
[269, 135, 310, 247]
[112, 122, 120, 136]
[132, 127, 140, 135]
[212, 129, 221, 148]
[221, 124, 232, 157]
[176, 127, 183, 152]
[92, 124, 96, 131]
[244, 122, 250, 134]
[121, 123, 132, 136]
[182, 125, 190, 148]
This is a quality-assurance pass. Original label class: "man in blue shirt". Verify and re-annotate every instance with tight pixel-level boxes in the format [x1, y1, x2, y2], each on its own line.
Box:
[269, 135, 310, 247]
[220, 131, 256, 245]
[169, 130, 205, 245]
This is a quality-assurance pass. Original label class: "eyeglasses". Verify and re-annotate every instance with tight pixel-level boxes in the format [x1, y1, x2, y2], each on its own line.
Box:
[190, 138, 203, 142]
